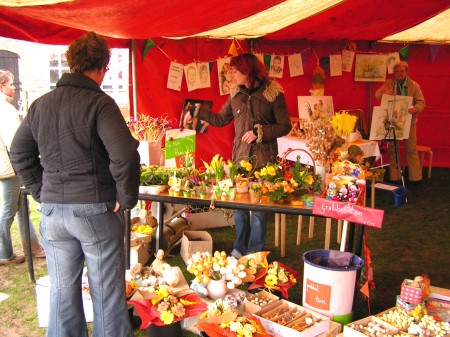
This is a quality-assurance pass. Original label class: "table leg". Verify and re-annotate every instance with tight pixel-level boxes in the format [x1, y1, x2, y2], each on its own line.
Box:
[274, 214, 280, 247]
[324, 218, 331, 249]
[280, 214, 286, 257]
[156, 202, 164, 251]
[19, 189, 34, 283]
[339, 220, 348, 252]
[124, 209, 131, 269]
[308, 216, 315, 238]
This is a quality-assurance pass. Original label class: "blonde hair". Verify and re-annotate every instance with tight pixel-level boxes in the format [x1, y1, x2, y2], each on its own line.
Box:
[0, 69, 14, 86]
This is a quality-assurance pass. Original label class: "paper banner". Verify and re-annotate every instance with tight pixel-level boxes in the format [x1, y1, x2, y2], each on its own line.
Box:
[228, 40, 239, 57]
[429, 45, 440, 63]
[312, 197, 384, 228]
[399, 46, 409, 61]
[142, 39, 155, 59]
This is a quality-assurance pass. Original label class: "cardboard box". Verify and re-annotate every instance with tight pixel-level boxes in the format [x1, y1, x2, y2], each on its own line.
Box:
[130, 232, 152, 247]
[400, 279, 424, 304]
[343, 316, 398, 337]
[130, 243, 151, 266]
[255, 299, 330, 337]
[36, 276, 93, 327]
[180, 230, 212, 264]
[244, 290, 279, 314]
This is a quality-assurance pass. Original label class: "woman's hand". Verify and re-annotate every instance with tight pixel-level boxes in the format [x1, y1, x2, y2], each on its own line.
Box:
[242, 130, 257, 144]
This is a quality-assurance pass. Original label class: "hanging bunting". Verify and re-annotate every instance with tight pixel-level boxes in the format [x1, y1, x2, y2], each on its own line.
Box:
[227, 40, 239, 57]
[399, 46, 409, 61]
[319, 56, 330, 74]
[429, 45, 440, 63]
[142, 39, 156, 59]
[263, 54, 272, 71]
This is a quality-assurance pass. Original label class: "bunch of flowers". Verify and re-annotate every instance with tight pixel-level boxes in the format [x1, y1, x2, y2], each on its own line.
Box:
[127, 114, 172, 143]
[330, 110, 358, 138]
[140, 165, 172, 185]
[254, 162, 283, 182]
[199, 298, 237, 320]
[202, 154, 226, 183]
[236, 159, 254, 178]
[198, 311, 269, 337]
[186, 251, 248, 289]
[127, 284, 207, 327]
[262, 156, 322, 202]
[248, 261, 298, 298]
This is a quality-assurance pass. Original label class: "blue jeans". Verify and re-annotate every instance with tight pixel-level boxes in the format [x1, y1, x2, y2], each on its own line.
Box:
[39, 202, 134, 337]
[0, 176, 40, 259]
[233, 209, 266, 255]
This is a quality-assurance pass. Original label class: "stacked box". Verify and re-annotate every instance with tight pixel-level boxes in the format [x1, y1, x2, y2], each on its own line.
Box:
[344, 316, 399, 337]
[400, 279, 424, 305]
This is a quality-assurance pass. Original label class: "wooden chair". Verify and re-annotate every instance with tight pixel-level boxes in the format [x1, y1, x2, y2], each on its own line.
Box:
[416, 145, 433, 178]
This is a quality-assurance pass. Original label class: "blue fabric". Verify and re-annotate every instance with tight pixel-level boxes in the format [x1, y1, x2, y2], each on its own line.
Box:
[0, 176, 40, 259]
[39, 202, 134, 337]
[233, 209, 267, 255]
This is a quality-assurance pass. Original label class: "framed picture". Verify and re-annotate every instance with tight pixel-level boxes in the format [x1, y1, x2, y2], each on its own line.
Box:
[217, 57, 232, 96]
[369, 94, 413, 140]
[354, 54, 387, 82]
[297, 96, 334, 120]
[180, 98, 212, 133]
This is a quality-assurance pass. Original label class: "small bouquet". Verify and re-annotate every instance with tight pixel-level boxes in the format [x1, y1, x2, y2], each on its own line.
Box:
[203, 154, 226, 183]
[236, 159, 254, 178]
[238, 251, 270, 283]
[197, 312, 269, 337]
[127, 285, 207, 328]
[186, 251, 248, 290]
[248, 261, 298, 298]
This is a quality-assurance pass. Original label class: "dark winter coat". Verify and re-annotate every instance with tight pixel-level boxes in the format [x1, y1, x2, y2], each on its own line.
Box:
[197, 80, 291, 169]
[9, 72, 140, 209]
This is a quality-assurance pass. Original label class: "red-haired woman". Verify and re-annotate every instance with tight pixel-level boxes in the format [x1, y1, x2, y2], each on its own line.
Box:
[196, 53, 291, 258]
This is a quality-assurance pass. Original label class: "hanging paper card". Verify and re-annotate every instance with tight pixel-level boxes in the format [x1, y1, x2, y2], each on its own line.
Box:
[165, 129, 196, 168]
[313, 197, 384, 228]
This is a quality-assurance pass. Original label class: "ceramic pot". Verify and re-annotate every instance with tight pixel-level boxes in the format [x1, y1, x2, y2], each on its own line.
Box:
[146, 321, 182, 337]
[206, 277, 228, 300]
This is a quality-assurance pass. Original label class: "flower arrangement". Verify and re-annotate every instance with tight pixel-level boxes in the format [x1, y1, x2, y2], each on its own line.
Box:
[261, 156, 322, 202]
[248, 261, 298, 298]
[186, 251, 248, 290]
[297, 112, 344, 168]
[127, 114, 172, 143]
[128, 285, 207, 327]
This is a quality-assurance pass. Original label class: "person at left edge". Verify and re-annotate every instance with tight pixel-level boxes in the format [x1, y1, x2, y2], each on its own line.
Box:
[10, 32, 140, 337]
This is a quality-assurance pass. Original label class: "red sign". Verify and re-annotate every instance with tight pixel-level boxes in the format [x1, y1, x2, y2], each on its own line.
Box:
[312, 197, 384, 228]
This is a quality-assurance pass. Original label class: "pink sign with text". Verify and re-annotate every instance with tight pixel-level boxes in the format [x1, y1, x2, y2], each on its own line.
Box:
[312, 197, 384, 228]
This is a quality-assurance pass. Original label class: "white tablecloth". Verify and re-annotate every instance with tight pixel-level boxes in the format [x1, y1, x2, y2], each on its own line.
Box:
[277, 136, 380, 164]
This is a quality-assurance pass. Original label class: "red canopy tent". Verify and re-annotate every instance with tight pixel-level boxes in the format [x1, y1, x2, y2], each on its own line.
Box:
[0, 0, 449, 166]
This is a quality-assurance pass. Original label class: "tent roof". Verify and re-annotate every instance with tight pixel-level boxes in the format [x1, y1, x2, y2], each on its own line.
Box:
[0, 0, 449, 45]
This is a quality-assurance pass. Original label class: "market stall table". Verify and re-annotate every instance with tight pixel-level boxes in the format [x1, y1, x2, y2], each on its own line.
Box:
[129, 191, 320, 266]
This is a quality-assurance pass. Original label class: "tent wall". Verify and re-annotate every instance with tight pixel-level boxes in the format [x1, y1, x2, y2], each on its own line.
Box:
[133, 38, 450, 168]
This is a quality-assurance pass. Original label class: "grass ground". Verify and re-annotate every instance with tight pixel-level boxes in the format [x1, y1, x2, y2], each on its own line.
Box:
[1, 168, 449, 337]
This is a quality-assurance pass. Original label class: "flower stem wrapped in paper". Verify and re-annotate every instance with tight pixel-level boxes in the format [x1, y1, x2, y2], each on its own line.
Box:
[248, 261, 298, 298]
[127, 285, 207, 329]
[197, 300, 270, 337]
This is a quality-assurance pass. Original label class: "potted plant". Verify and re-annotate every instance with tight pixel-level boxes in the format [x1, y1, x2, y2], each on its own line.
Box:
[249, 183, 263, 203]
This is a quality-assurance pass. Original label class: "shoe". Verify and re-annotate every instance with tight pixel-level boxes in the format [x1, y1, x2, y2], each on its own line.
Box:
[0, 254, 26, 265]
[230, 249, 242, 259]
[33, 249, 46, 259]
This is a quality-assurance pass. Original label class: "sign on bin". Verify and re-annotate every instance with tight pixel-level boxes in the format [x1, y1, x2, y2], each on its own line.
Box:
[313, 197, 384, 228]
[302, 249, 364, 325]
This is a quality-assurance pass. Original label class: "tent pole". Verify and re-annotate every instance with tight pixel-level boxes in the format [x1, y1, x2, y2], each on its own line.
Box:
[368, 82, 373, 129]
[131, 39, 138, 119]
